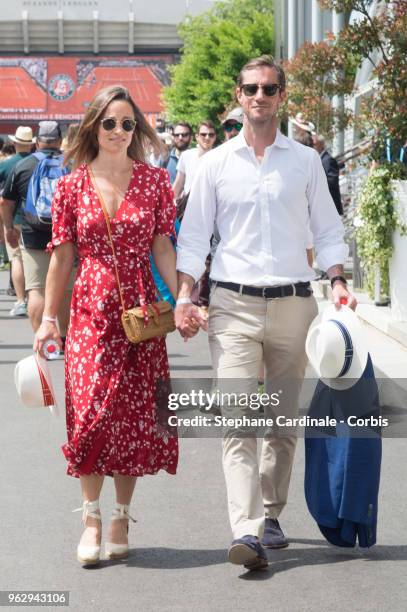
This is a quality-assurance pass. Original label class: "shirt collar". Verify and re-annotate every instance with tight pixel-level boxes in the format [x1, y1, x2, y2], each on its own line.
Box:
[230, 128, 290, 151]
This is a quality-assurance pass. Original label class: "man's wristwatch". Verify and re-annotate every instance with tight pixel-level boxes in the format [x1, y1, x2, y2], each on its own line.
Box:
[330, 275, 347, 288]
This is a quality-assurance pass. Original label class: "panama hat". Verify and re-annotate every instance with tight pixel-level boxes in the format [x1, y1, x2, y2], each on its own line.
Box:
[306, 305, 369, 390]
[14, 353, 58, 413]
[9, 126, 36, 145]
[290, 113, 315, 134]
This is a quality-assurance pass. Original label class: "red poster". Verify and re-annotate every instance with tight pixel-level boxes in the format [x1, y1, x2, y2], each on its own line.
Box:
[0, 56, 173, 123]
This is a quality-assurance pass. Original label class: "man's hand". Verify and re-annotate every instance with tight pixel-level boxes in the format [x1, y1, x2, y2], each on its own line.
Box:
[331, 281, 357, 311]
[5, 226, 19, 249]
[175, 303, 209, 341]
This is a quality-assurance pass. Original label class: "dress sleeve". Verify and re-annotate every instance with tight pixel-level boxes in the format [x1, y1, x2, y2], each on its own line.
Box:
[154, 168, 176, 237]
[47, 175, 77, 252]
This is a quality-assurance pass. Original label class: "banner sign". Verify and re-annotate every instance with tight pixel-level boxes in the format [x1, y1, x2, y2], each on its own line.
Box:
[0, 56, 173, 122]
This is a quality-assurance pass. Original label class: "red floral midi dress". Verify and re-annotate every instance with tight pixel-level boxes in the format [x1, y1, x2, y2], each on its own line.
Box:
[49, 161, 178, 478]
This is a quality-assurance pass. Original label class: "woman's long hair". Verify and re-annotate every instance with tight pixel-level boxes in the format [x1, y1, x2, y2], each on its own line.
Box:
[64, 85, 161, 169]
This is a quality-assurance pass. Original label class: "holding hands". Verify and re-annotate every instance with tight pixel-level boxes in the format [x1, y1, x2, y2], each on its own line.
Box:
[175, 301, 208, 341]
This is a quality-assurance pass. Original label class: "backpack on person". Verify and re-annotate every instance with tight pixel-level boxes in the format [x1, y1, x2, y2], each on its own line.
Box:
[24, 151, 69, 230]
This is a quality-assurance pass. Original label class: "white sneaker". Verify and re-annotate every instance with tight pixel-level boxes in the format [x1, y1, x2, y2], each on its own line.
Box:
[9, 302, 28, 317]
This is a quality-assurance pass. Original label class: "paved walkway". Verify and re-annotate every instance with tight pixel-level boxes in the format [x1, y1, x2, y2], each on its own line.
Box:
[1, 269, 406, 612]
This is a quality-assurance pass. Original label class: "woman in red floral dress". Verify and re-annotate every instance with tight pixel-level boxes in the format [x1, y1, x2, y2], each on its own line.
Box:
[34, 86, 198, 566]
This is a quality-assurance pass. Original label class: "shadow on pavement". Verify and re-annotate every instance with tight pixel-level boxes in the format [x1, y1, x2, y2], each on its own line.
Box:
[240, 541, 407, 581]
[79, 540, 407, 576]
[94, 547, 227, 569]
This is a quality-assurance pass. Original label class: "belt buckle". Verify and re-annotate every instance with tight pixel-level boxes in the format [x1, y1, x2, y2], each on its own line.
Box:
[263, 286, 276, 300]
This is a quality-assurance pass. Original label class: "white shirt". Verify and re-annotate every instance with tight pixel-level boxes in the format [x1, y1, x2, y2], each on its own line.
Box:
[177, 147, 204, 194]
[177, 129, 348, 286]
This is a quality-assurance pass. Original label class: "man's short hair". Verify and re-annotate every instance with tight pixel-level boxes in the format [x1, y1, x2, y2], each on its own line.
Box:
[174, 121, 192, 135]
[237, 55, 286, 92]
[197, 120, 216, 133]
[314, 134, 325, 145]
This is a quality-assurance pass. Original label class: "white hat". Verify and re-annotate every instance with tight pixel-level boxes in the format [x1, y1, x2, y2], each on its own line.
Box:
[9, 126, 36, 145]
[14, 353, 58, 412]
[290, 113, 315, 134]
[306, 305, 368, 390]
[222, 107, 244, 125]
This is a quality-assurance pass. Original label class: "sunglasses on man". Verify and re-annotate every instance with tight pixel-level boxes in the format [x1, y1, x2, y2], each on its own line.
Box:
[199, 132, 216, 138]
[240, 83, 281, 97]
[173, 132, 191, 139]
[224, 122, 243, 133]
[100, 117, 137, 132]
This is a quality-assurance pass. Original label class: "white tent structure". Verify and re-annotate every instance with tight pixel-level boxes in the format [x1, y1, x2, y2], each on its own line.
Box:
[0, 0, 215, 54]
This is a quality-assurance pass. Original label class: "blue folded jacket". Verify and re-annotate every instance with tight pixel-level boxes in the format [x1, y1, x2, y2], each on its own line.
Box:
[304, 355, 382, 548]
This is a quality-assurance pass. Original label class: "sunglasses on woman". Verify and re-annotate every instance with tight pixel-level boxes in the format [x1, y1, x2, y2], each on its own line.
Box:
[240, 83, 281, 97]
[100, 117, 137, 132]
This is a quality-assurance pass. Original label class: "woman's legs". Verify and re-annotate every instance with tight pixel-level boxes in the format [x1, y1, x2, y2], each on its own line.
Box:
[107, 475, 137, 544]
[79, 474, 104, 547]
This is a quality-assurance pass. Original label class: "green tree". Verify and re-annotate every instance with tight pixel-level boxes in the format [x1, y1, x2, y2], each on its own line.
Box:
[318, 0, 407, 146]
[285, 1, 407, 144]
[163, 0, 274, 128]
[285, 40, 356, 139]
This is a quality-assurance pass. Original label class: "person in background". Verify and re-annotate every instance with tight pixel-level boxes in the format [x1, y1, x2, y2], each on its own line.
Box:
[1, 121, 74, 337]
[149, 132, 173, 169]
[161, 121, 193, 185]
[221, 107, 244, 141]
[173, 121, 217, 307]
[155, 117, 166, 133]
[312, 134, 343, 216]
[61, 123, 80, 152]
[0, 126, 36, 316]
[1, 143, 17, 160]
[172, 120, 217, 202]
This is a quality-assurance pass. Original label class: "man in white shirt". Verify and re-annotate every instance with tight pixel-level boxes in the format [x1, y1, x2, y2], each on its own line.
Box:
[175, 55, 356, 570]
[172, 120, 217, 199]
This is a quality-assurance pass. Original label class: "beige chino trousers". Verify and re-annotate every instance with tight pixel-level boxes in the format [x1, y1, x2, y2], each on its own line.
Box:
[208, 286, 318, 539]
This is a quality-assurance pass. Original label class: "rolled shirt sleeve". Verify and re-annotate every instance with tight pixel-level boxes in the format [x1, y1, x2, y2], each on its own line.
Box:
[307, 150, 348, 271]
[176, 157, 216, 283]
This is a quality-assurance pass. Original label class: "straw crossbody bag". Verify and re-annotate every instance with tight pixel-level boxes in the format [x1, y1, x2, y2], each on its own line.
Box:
[89, 167, 175, 344]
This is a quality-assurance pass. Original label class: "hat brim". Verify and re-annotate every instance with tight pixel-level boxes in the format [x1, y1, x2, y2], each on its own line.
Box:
[9, 135, 36, 144]
[306, 305, 369, 390]
[222, 117, 243, 126]
[14, 353, 57, 409]
[290, 118, 316, 134]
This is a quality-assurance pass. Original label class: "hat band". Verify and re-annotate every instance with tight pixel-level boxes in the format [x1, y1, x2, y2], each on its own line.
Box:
[328, 319, 353, 377]
[35, 356, 55, 406]
[14, 136, 33, 143]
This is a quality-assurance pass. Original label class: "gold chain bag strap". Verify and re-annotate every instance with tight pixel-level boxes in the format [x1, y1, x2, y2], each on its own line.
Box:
[89, 166, 175, 344]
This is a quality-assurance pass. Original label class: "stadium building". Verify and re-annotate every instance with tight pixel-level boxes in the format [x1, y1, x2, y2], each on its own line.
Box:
[0, 0, 215, 134]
